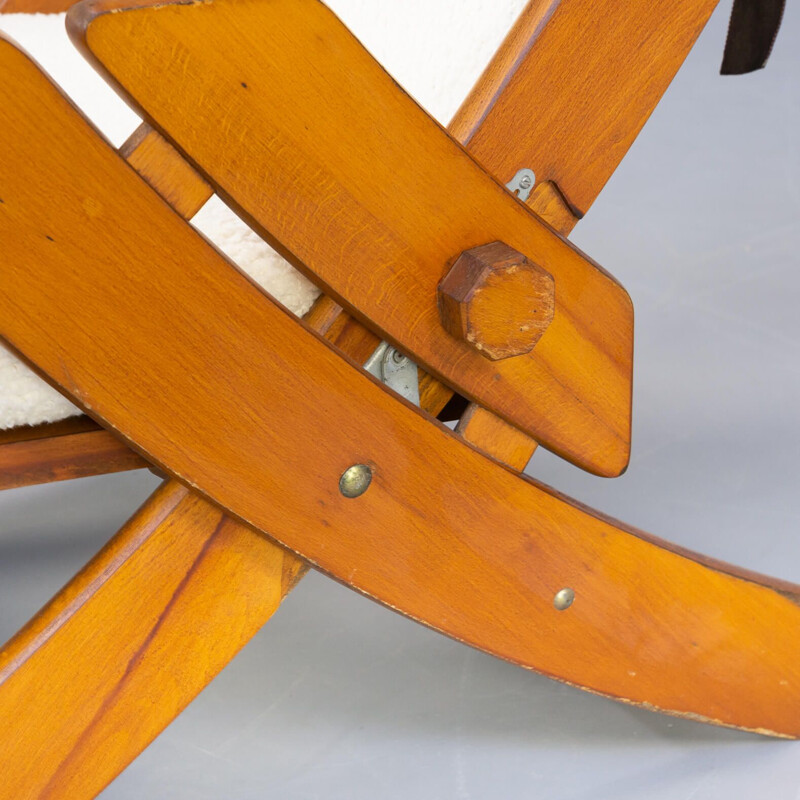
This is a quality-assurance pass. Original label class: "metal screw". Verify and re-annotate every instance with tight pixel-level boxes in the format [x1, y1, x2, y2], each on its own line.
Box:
[390, 348, 407, 365]
[505, 168, 536, 202]
[339, 464, 373, 498]
[553, 587, 575, 611]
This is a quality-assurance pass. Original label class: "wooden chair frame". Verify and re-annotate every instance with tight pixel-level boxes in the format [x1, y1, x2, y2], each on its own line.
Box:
[1, 0, 798, 796]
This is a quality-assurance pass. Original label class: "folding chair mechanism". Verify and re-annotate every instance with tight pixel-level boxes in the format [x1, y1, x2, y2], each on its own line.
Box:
[1, 1, 797, 797]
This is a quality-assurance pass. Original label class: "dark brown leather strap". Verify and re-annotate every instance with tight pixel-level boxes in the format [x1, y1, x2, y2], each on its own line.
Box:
[721, 0, 786, 74]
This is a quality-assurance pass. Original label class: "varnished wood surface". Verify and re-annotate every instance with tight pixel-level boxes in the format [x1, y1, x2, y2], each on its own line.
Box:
[0, 80, 467, 797]
[0, 0, 73, 11]
[0, 98, 460, 797]
[68, 0, 634, 477]
[450, 0, 720, 216]
[0, 0, 552, 478]
[120, 123, 213, 218]
[3, 38, 800, 735]
[305, 295, 382, 370]
[527, 181, 579, 236]
[0, 480, 307, 798]
[456, 404, 537, 471]
[0, 123, 214, 492]
[0, 415, 99, 445]
[0, 109, 309, 799]
[438, 241, 555, 361]
[295, 4, 586, 431]
[0, 416, 146, 490]
[0, 423, 146, 489]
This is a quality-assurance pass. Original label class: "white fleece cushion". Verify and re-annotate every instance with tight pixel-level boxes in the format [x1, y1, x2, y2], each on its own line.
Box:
[0, 0, 526, 429]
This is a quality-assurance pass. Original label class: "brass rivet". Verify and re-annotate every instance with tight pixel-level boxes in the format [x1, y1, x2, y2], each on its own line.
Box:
[339, 464, 373, 498]
[553, 587, 575, 611]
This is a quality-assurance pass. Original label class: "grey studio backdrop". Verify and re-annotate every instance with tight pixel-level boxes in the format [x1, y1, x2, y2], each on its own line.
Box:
[2, 2, 800, 799]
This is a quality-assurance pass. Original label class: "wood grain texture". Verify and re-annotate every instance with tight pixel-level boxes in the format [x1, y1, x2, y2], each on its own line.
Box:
[319, 306, 382, 367]
[296, 6, 582, 431]
[303, 295, 347, 338]
[0, 43, 500, 792]
[0, 0, 74, 11]
[0, 53, 471, 793]
[0, 76, 457, 796]
[68, 0, 635, 477]
[120, 123, 213, 218]
[301, 0, 705, 445]
[527, 181, 579, 236]
[0, 423, 147, 489]
[450, 0, 720, 215]
[417, 370, 456, 418]
[0, 480, 307, 799]
[0, 125, 211, 491]
[438, 241, 555, 361]
[0, 415, 99, 445]
[456, 404, 537, 471]
[3, 38, 800, 736]
[0, 95, 308, 798]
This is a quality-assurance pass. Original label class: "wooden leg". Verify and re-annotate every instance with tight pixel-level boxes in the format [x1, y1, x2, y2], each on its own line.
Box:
[0, 480, 307, 799]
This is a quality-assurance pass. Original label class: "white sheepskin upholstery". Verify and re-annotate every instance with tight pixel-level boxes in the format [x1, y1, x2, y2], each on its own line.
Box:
[0, 0, 526, 429]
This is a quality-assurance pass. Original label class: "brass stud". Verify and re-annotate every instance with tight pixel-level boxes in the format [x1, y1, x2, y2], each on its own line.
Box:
[339, 464, 373, 498]
[553, 587, 575, 611]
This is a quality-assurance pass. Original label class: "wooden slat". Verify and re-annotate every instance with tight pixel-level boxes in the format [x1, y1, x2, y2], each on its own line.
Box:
[527, 181, 579, 236]
[0, 415, 146, 490]
[13, 0, 714, 478]
[0, 424, 147, 489]
[0, 480, 308, 798]
[450, 0, 720, 216]
[0, 0, 74, 12]
[453, 182, 577, 464]
[456, 404, 537, 470]
[120, 123, 213, 218]
[68, 0, 635, 477]
[0, 415, 99, 445]
[4, 37, 800, 736]
[0, 89, 462, 798]
[0, 123, 212, 492]
[304, 296, 454, 416]
[0, 111, 308, 798]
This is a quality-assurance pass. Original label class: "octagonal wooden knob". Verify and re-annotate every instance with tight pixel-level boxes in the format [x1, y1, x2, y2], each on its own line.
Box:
[437, 241, 555, 361]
